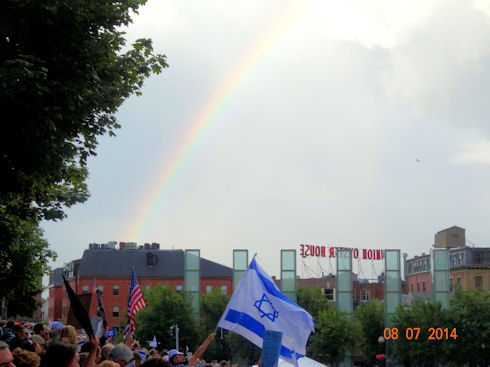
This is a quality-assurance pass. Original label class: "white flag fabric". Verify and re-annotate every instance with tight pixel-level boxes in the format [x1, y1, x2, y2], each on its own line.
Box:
[218, 257, 315, 364]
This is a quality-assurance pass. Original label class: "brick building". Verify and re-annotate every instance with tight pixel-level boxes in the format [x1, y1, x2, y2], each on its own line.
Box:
[405, 226, 490, 298]
[48, 246, 232, 327]
[273, 273, 400, 308]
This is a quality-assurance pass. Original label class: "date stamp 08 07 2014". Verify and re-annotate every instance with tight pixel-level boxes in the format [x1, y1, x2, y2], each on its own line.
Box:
[383, 328, 458, 341]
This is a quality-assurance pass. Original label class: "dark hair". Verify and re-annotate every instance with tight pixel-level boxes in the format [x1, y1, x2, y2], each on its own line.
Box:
[42, 341, 77, 367]
[21, 340, 36, 352]
[33, 324, 45, 335]
[80, 341, 94, 353]
[142, 359, 172, 367]
[6, 321, 14, 329]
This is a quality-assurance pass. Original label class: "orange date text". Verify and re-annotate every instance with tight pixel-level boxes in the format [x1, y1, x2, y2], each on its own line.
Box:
[383, 328, 458, 340]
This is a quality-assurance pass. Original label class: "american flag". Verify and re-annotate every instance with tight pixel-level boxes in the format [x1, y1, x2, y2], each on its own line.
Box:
[123, 267, 147, 337]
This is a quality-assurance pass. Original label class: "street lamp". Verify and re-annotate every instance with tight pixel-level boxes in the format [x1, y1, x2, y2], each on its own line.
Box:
[376, 337, 386, 367]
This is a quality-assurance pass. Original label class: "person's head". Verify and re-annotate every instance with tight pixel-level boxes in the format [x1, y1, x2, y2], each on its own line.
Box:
[59, 326, 77, 345]
[78, 352, 89, 367]
[148, 349, 159, 359]
[108, 344, 134, 367]
[219, 361, 229, 367]
[98, 361, 120, 367]
[5, 322, 14, 330]
[32, 325, 45, 339]
[80, 340, 101, 363]
[101, 343, 114, 361]
[12, 347, 40, 367]
[29, 336, 45, 355]
[12, 326, 26, 340]
[133, 351, 143, 367]
[0, 341, 15, 367]
[42, 341, 79, 367]
[167, 350, 184, 365]
[142, 359, 171, 367]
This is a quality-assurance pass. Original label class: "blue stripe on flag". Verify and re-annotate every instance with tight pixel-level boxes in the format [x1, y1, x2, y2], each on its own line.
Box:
[249, 259, 299, 307]
[225, 309, 304, 360]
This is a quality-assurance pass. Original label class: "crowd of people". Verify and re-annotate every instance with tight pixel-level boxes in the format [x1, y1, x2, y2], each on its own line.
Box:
[0, 320, 225, 367]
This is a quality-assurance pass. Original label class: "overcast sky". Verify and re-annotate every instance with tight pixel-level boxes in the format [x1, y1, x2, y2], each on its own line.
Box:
[42, 0, 490, 280]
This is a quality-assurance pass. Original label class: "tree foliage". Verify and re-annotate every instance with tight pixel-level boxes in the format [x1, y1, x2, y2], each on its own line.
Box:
[0, 0, 167, 316]
[0, 217, 56, 317]
[307, 306, 361, 366]
[200, 288, 231, 361]
[446, 288, 490, 366]
[391, 299, 451, 366]
[135, 284, 199, 351]
[297, 286, 330, 319]
[353, 300, 384, 365]
[0, 0, 167, 222]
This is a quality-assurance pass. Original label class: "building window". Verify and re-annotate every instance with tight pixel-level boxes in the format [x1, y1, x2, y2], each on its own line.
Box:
[450, 278, 453, 292]
[97, 285, 103, 294]
[176, 285, 183, 292]
[325, 289, 334, 300]
[475, 276, 483, 289]
[417, 282, 420, 291]
[423, 280, 426, 291]
[82, 285, 89, 294]
[411, 284, 413, 292]
[113, 284, 119, 296]
[206, 285, 213, 294]
[113, 306, 119, 318]
[362, 290, 370, 301]
[145, 285, 151, 291]
[220, 285, 227, 295]
[457, 277, 461, 286]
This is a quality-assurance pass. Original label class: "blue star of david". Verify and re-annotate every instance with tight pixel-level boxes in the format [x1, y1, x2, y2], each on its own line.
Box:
[254, 293, 279, 322]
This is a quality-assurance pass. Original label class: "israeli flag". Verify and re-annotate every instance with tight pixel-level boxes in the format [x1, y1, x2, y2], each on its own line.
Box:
[218, 257, 314, 364]
[149, 336, 157, 348]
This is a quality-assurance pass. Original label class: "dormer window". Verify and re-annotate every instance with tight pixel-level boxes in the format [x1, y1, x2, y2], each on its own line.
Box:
[146, 252, 157, 266]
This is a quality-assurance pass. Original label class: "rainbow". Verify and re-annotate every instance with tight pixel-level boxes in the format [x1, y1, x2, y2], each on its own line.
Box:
[122, 1, 306, 242]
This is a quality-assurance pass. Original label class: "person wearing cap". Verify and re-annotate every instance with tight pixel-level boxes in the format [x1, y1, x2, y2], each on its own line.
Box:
[108, 344, 134, 367]
[168, 333, 216, 367]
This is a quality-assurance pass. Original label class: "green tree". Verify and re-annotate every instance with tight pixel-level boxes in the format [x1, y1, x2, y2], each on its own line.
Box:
[391, 299, 451, 366]
[226, 333, 261, 366]
[0, 217, 56, 317]
[135, 284, 199, 351]
[200, 288, 231, 361]
[353, 300, 384, 365]
[297, 286, 330, 319]
[0, 0, 167, 316]
[307, 306, 361, 366]
[446, 288, 490, 366]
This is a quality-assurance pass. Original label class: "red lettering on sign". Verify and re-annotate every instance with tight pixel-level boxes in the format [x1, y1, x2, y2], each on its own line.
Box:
[353, 248, 359, 259]
[300, 244, 305, 257]
[363, 249, 367, 259]
[315, 246, 320, 256]
[321, 246, 325, 257]
[368, 249, 373, 259]
[329, 248, 335, 257]
[376, 250, 381, 260]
